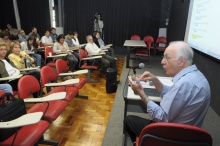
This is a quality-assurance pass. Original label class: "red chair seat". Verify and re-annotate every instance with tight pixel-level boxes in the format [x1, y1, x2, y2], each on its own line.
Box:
[135, 52, 149, 57]
[81, 63, 99, 70]
[73, 78, 87, 89]
[0, 120, 49, 146]
[47, 86, 79, 102]
[27, 100, 67, 120]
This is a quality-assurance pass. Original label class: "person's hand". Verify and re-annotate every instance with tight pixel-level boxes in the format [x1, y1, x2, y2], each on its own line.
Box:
[99, 50, 105, 53]
[137, 71, 156, 82]
[61, 48, 66, 52]
[26, 50, 30, 53]
[128, 76, 144, 96]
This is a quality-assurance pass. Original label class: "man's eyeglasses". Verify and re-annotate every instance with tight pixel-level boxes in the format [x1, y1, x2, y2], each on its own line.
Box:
[162, 55, 178, 61]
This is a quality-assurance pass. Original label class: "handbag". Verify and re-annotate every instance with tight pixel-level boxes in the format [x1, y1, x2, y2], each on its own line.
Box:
[0, 92, 27, 142]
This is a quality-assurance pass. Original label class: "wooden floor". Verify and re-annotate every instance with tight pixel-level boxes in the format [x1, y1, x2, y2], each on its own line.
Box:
[40, 58, 125, 146]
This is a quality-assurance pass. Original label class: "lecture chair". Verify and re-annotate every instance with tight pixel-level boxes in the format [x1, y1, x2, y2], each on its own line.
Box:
[18, 75, 68, 121]
[55, 59, 87, 89]
[44, 46, 56, 67]
[131, 35, 141, 40]
[135, 35, 154, 64]
[78, 48, 102, 83]
[0, 91, 59, 146]
[136, 122, 212, 146]
[40, 66, 80, 101]
[155, 36, 167, 55]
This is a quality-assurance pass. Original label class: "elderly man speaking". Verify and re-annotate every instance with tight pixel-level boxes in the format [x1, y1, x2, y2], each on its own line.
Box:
[124, 41, 211, 143]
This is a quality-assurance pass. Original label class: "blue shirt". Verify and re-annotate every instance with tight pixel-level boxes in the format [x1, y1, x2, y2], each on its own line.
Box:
[18, 34, 29, 42]
[147, 65, 210, 127]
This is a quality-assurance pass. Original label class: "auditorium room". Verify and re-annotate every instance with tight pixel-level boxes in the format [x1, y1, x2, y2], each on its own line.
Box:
[0, 0, 219, 146]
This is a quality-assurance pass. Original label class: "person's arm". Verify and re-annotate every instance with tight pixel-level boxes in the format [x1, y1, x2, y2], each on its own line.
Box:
[53, 43, 62, 53]
[85, 44, 101, 56]
[99, 20, 104, 29]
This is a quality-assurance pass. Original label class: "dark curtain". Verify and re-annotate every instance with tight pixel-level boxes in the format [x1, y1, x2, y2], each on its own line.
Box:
[0, 0, 17, 29]
[167, 0, 190, 43]
[63, 0, 162, 46]
[17, 0, 51, 37]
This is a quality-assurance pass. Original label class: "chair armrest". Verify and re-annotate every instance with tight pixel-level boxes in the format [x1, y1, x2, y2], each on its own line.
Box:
[44, 79, 80, 87]
[47, 54, 67, 58]
[0, 112, 43, 129]
[82, 56, 102, 60]
[59, 69, 88, 76]
[24, 92, 66, 103]
[98, 52, 106, 55]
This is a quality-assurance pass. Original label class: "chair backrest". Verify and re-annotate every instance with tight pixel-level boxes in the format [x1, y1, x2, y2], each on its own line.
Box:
[78, 48, 88, 61]
[18, 75, 40, 99]
[143, 36, 154, 50]
[40, 66, 58, 86]
[44, 47, 55, 59]
[55, 59, 69, 75]
[156, 36, 167, 44]
[138, 122, 212, 146]
[131, 35, 141, 40]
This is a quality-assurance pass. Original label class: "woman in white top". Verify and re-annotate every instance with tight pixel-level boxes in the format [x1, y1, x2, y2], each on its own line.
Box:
[53, 34, 78, 71]
[72, 31, 80, 46]
[20, 36, 42, 67]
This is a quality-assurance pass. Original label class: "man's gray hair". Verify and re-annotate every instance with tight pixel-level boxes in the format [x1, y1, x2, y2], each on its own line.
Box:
[169, 41, 194, 65]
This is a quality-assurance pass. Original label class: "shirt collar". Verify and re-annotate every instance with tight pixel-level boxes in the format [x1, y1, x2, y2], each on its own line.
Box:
[173, 65, 198, 83]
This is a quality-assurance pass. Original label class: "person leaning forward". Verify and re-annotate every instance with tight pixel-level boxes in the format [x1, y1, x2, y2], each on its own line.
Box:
[124, 41, 211, 144]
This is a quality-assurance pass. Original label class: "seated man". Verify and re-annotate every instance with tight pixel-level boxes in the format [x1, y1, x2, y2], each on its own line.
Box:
[124, 41, 211, 145]
[41, 30, 54, 47]
[93, 31, 115, 57]
[0, 84, 13, 94]
[85, 35, 117, 73]
[6, 24, 19, 40]
[65, 31, 80, 69]
[18, 29, 29, 42]
[50, 27, 58, 43]
[29, 27, 40, 41]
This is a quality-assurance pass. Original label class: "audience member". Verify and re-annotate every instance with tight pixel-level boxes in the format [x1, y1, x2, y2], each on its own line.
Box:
[72, 31, 80, 46]
[53, 34, 78, 71]
[93, 31, 115, 57]
[0, 30, 11, 46]
[124, 41, 211, 144]
[18, 29, 29, 42]
[65, 32, 80, 68]
[50, 27, 58, 43]
[20, 36, 42, 67]
[85, 35, 116, 73]
[29, 27, 40, 41]
[0, 84, 13, 94]
[0, 42, 40, 96]
[6, 24, 19, 40]
[41, 30, 54, 46]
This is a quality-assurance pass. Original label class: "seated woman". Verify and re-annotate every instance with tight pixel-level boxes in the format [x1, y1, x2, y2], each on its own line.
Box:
[53, 34, 78, 71]
[20, 36, 42, 67]
[8, 41, 41, 83]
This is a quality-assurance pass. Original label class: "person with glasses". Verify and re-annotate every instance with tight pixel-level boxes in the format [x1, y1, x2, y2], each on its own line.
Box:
[124, 41, 211, 145]
[18, 29, 29, 43]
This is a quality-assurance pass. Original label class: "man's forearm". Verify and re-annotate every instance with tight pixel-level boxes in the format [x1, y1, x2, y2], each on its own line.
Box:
[152, 77, 163, 93]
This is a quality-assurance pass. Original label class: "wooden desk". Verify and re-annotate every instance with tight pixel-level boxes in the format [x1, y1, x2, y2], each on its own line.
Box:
[123, 40, 146, 68]
[0, 74, 23, 81]
[124, 76, 173, 116]
[0, 112, 43, 128]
